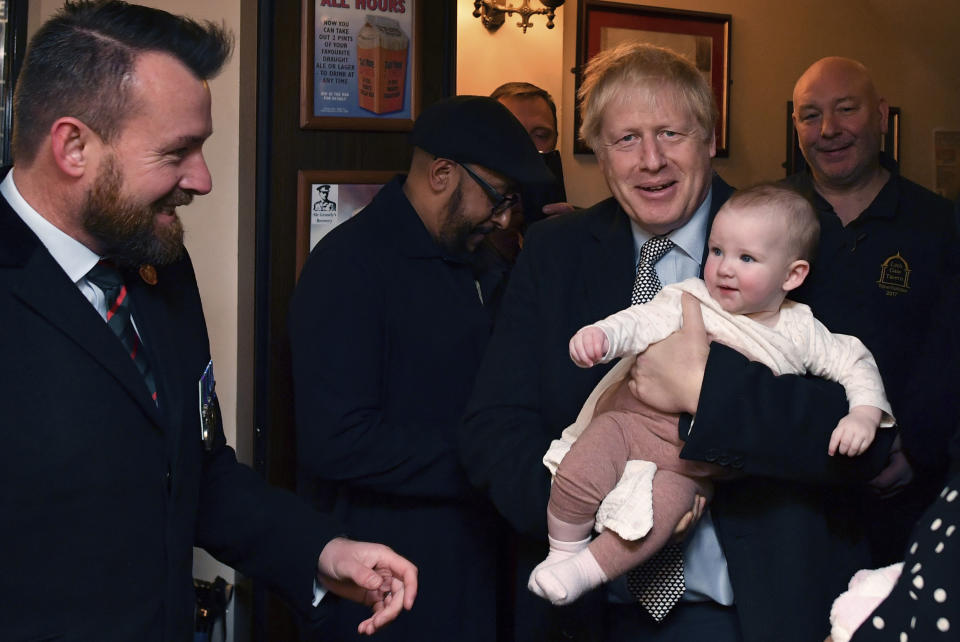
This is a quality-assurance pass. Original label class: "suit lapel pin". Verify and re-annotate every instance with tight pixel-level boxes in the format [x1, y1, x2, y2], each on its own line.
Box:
[139, 264, 158, 285]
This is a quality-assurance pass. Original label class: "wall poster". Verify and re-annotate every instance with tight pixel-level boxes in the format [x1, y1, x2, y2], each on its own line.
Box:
[300, 0, 419, 131]
[295, 170, 397, 278]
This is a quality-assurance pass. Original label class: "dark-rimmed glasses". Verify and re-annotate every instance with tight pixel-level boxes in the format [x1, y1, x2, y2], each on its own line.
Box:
[455, 161, 520, 217]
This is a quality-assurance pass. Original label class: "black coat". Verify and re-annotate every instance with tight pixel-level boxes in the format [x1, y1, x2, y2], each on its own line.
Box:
[0, 179, 336, 641]
[460, 173, 894, 642]
[290, 177, 506, 641]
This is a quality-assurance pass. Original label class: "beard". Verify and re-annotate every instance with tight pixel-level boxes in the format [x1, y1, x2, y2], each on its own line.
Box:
[81, 155, 192, 267]
[437, 184, 493, 257]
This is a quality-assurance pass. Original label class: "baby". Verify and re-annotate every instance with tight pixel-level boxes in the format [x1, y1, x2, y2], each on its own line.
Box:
[529, 184, 894, 606]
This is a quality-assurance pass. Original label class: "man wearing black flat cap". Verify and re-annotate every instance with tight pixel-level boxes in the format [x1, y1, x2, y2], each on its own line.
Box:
[289, 95, 554, 641]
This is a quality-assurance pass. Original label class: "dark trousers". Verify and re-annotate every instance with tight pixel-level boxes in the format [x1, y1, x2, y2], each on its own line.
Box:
[604, 601, 742, 642]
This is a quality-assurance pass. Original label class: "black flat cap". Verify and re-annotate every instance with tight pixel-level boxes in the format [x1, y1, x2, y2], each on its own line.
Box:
[409, 95, 555, 185]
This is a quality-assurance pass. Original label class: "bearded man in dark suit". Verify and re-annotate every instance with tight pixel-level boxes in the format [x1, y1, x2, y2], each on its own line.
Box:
[0, 3, 415, 640]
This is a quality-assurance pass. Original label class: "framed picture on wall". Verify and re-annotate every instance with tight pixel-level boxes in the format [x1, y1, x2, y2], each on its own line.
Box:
[0, 0, 27, 165]
[574, 1, 732, 156]
[300, 0, 421, 131]
[783, 101, 900, 176]
[296, 170, 396, 278]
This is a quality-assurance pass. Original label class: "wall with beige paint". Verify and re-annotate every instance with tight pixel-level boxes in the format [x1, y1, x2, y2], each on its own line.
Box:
[456, 2, 567, 147]
[457, 0, 960, 207]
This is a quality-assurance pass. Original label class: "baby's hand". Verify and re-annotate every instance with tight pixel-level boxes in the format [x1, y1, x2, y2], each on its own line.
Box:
[569, 326, 609, 368]
[828, 406, 881, 456]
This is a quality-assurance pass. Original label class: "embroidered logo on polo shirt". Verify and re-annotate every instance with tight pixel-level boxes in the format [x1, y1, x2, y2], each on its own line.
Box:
[877, 252, 911, 296]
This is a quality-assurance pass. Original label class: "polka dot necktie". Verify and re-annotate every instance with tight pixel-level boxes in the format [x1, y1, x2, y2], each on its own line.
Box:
[624, 235, 684, 622]
[630, 236, 674, 306]
[86, 261, 158, 405]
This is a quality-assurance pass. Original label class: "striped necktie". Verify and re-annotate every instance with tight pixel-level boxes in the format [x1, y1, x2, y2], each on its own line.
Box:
[85, 261, 158, 405]
[624, 235, 684, 621]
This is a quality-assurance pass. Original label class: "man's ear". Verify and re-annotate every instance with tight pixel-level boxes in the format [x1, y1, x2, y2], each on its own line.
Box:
[49, 117, 98, 179]
[782, 259, 810, 292]
[877, 97, 890, 136]
[427, 157, 457, 194]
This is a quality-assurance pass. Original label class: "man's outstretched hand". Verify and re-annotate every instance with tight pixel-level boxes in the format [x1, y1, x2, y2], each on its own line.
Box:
[317, 537, 418, 635]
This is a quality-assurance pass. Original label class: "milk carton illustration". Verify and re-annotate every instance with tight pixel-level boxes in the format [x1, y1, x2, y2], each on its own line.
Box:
[356, 15, 409, 115]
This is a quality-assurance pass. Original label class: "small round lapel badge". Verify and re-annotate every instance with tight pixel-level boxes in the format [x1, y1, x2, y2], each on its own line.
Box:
[139, 264, 158, 285]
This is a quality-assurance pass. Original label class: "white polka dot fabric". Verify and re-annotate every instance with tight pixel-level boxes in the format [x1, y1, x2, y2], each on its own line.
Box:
[851, 476, 958, 640]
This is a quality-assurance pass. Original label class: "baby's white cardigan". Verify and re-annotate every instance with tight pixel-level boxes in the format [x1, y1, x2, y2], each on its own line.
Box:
[544, 278, 894, 540]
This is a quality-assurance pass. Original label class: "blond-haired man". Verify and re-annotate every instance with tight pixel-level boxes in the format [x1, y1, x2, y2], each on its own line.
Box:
[461, 43, 894, 642]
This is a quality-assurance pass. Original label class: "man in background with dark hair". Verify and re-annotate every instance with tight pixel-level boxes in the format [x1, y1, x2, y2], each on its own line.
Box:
[476, 82, 572, 311]
[491, 81, 561, 156]
[489, 81, 570, 219]
[0, 3, 416, 640]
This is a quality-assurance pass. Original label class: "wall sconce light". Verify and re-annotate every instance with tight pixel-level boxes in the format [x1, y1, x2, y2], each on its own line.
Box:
[473, 0, 565, 34]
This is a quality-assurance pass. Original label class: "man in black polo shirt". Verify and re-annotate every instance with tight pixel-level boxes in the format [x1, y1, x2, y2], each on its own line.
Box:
[787, 56, 960, 563]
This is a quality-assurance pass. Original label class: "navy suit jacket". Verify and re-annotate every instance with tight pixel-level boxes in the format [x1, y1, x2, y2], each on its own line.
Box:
[0, 175, 337, 641]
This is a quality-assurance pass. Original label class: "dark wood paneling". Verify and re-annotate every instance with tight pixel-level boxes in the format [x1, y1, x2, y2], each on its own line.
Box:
[252, 2, 456, 639]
